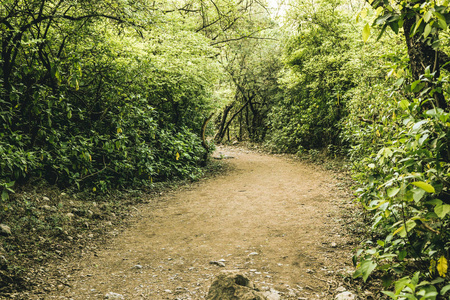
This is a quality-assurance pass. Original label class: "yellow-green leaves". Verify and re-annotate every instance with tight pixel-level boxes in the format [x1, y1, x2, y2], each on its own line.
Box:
[411, 18, 423, 37]
[411, 181, 435, 193]
[437, 256, 448, 277]
[424, 11, 433, 23]
[362, 23, 371, 43]
[393, 219, 417, 237]
[423, 23, 432, 38]
[435, 204, 450, 219]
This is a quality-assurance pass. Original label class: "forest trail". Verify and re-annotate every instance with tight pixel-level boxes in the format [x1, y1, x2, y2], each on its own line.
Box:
[45, 146, 356, 299]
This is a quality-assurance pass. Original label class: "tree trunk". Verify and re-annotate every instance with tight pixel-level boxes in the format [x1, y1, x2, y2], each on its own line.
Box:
[200, 113, 214, 166]
[215, 103, 234, 142]
[215, 97, 253, 143]
[402, 16, 447, 110]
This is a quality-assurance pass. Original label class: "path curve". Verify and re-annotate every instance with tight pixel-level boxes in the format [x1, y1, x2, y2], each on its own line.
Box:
[46, 146, 355, 299]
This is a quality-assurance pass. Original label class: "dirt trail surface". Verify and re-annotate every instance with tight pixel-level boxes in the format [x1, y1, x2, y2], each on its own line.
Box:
[41, 146, 356, 299]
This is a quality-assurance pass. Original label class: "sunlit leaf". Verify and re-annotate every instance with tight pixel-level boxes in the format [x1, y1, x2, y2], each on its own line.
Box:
[363, 23, 370, 43]
[442, 284, 450, 295]
[437, 256, 448, 277]
[387, 187, 400, 198]
[411, 181, 435, 193]
[435, 204, 450, 219]
[354, 259, 377, 282]
[424, 23, 432, 38]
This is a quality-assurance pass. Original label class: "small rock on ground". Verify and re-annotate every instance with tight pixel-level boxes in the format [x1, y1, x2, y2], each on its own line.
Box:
[206, 270, 268, 300]
[104, 292, 125, 299]
[335, 291, 357, 300]
[0, 224, 11, 235]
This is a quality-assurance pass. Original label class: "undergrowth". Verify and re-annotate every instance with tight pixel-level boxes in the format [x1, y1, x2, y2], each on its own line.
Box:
[0, 159, 226, 297]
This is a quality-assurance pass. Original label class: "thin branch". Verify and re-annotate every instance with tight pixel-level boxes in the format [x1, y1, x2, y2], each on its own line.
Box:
[210, 33, 278, 46]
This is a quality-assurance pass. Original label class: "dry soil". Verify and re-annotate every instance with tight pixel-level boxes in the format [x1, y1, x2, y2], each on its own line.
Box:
[38, 146, 356, 299]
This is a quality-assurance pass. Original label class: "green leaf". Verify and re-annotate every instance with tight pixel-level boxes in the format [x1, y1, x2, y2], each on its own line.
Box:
[382, 291, 397, 299]
[435, 12, 447, 30]
[394, 78, 405, 87]
[398, 249, 407, 260]
[424, 11, 433, 23]
[411, 18, 423, 37]
[374, 13, 393, 25]
[360, 259, 377, 282]
[399, 99, 410, 110]
[6, 181, 14, 188]
[1, 190, 8, 201]
[426, 199, 443, 206]
[412, 188, 426, 202]
[411, 80, 426, 92]
[435, 204, 450, 219]
[441, 284, 450, 295]
[389, 19, 399, 34]
[387, 187, 401, 198]
[424, 23, 432, 38]
[411, 181, 435, 193]
[376, 24, 388, 41]
[363, 23, 371, 43]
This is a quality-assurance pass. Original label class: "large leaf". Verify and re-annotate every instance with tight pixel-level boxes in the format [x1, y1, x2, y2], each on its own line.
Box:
[387, 187, 400, 198]
[442, 284, 450, 295]
[424, 11, 433, 23]
[411, 181, 435, 193]
[363, 23, 370, 43]
[354, 259, 377, 282]
[435, 204, 450, 219]
[424, 23, 432, 38]
[437, 256, 448, 277]
[435, 12, 448, 30]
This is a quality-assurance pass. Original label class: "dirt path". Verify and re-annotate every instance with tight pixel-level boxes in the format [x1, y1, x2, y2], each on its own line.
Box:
[44, 146, 356, 299]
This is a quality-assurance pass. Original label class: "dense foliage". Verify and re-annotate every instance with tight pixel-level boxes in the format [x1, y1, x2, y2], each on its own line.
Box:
[1, 0, 274, 197]
[263, 0, 450, 298]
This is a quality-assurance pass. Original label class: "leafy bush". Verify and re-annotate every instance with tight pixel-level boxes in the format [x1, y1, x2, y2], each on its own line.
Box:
[0, 1, 219, 199]
[350, 74, 450, 297]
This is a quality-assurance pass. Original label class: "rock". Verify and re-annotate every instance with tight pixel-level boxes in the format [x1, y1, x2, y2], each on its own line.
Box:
[0, 224, 11, 236]
[262, 288, 281, 300]
[331, 242, 338, 248]
[248, 252, 259, 256]
[104, 292, 124, 299]
[209, 261, 226, 267]
[206, 270, 268, 300]
[335, 291, 357, 300]
[42, 205, 53, 211]
[133, 264, 143, 269]
[0, 255, 8, 267]
[335, 286, 346, 293]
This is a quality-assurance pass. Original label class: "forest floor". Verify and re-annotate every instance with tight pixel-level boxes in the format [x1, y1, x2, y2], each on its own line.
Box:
[8, 145, 363, 299]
